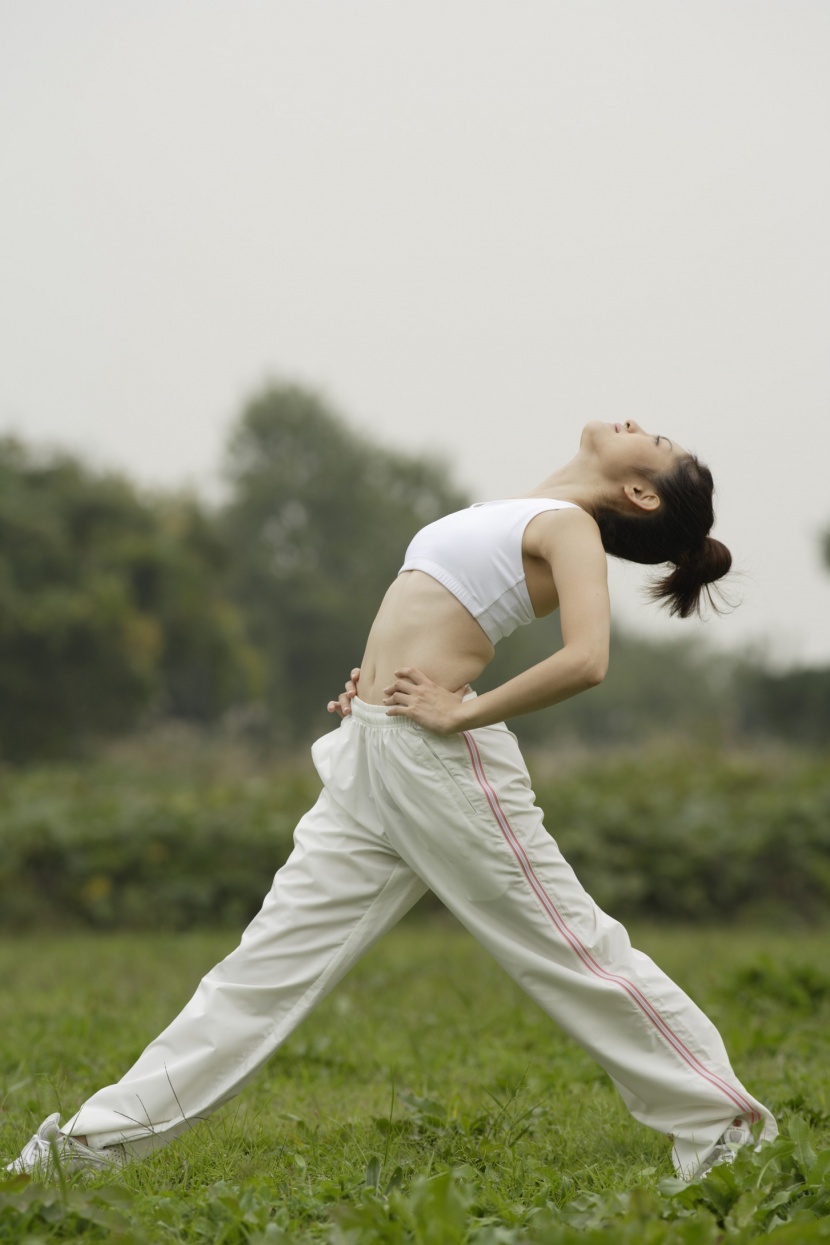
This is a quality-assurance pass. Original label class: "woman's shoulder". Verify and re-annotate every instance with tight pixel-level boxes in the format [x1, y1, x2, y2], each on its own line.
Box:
[522, 502, 603, 556]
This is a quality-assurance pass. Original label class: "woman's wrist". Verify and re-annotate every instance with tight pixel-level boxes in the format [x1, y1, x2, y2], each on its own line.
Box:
[453, 696, 483, 732]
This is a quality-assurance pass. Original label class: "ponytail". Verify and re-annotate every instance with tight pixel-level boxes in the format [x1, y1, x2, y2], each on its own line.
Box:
[591, 454, 732, 619]
[647, 535, 732, 619]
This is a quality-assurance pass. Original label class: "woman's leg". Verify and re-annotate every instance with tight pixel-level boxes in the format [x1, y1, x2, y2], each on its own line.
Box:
[360, 706, 777, 1179]
[63, 766, 426, 1156]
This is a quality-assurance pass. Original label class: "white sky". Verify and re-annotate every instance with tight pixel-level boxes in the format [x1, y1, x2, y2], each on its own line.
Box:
[1, 2, 829, 665]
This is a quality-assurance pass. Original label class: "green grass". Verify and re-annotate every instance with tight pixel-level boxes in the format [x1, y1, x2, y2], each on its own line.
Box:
[2, 917, 830, 1242]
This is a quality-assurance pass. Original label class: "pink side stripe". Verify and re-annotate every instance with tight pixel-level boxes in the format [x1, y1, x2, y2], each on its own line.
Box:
[461, 731, 760, 1124]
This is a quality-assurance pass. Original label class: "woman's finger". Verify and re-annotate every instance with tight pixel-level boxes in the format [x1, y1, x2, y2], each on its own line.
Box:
[393, 666, 427, 684]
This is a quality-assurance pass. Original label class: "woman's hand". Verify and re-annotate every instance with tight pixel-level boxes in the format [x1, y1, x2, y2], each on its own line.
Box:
[327, 668, 361, 718]
[383, 667, 470, 734]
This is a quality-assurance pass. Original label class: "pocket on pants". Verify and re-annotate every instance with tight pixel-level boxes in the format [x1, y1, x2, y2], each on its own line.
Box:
[416, 735, 515, 902]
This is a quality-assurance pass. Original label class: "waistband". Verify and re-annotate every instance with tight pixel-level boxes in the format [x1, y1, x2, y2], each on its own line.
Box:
[349, 691, 477, 731]
[349, 697, 420, 730]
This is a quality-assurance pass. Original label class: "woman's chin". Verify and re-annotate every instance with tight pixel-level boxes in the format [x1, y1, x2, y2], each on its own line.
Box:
[581, 419, 612, 447]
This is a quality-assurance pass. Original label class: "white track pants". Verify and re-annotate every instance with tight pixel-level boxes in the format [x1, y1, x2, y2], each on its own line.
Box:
[65, 699, 777, 1176]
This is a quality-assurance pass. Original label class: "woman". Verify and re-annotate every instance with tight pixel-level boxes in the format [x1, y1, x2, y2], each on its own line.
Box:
[9, 419, 777, 1181]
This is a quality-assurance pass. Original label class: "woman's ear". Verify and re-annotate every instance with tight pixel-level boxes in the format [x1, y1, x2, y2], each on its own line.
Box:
[623, 482, 661, 513]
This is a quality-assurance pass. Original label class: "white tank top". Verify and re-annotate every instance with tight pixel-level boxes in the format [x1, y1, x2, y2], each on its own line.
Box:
[398, 498, 580, 645]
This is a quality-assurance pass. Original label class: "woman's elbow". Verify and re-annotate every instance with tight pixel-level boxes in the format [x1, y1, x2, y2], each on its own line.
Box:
[580, 651, 608, 688]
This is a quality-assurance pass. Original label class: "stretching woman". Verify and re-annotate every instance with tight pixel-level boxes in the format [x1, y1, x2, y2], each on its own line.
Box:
[9, 419, 777, 1180]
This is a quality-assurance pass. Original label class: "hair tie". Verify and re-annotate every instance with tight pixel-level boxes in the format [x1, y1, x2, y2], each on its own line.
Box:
[678, 536, 708, 566]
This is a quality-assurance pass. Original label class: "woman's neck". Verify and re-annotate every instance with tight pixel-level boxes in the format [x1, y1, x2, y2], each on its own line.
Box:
[522, 456, 608, 511]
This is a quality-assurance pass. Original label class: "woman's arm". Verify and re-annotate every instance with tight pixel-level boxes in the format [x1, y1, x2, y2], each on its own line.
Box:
[384, 509, 610, 733]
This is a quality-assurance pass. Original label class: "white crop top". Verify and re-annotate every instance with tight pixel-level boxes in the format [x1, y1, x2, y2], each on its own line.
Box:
[398, 498, 580, 645]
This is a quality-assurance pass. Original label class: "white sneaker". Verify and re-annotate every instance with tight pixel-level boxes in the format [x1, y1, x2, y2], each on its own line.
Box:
[6, 1113, 126, 1178]
[692, 1119, 755, 1179]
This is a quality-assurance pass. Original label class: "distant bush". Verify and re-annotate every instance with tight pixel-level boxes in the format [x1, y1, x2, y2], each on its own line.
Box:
[534, 749, 830, 924]
[1, 747, 828, 930]
[0, 763, 318, 931]
[734, 665, 830, 747]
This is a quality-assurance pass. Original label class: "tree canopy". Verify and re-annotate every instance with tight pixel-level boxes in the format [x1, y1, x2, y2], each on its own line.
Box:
[0, 438, 259, 761]
[1, 385, 828, 762]
[220, 383, 469, 741]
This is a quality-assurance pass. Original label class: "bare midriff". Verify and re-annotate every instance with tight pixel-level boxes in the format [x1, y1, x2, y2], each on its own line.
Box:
[356, 571, 496, 705]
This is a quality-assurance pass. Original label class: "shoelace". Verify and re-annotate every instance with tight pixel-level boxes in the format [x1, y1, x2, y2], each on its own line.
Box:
[18, 1130, 64, 1168]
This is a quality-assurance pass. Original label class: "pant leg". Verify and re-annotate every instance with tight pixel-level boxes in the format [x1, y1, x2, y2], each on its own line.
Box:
[362, 709, 777, 1179]
[64, 756, 427, 1155]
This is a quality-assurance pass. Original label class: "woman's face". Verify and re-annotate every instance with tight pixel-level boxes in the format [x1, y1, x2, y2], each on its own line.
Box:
[582, 419, 687, 479]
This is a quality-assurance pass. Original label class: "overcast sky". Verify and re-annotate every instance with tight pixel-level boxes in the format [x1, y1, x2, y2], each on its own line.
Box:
[2, 2, 829, 665]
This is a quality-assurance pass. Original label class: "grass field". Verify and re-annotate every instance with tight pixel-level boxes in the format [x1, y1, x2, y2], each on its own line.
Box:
[2, 917, 830, 1242]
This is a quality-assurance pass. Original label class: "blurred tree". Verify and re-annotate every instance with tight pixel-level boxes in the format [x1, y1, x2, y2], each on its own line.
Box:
[0, 438, 260, 762]
[733, 663, 830, 746]
[4, 391, 826, 763]
[480, 616, 732, 749]
[725, 524, 830, 747]
[111, 494, 264, 721]
[220, 383, 469, 743]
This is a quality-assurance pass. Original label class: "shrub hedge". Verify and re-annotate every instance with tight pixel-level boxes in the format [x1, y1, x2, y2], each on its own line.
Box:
[536, 748, 830, 925]
[0, 764, 317, 931]
[1, 746, 828, 930]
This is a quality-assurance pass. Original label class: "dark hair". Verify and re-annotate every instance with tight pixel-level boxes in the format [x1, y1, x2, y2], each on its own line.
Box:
[591, 454, 732, 619]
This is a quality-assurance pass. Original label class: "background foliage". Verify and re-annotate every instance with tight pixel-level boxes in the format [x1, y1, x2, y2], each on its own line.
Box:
[2, 382, 830, 761]
[1, 746, 827, 931]
[0, 437, 260, 761]
[220, 384, 468, 742]
[2, 384, 830, 1240]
